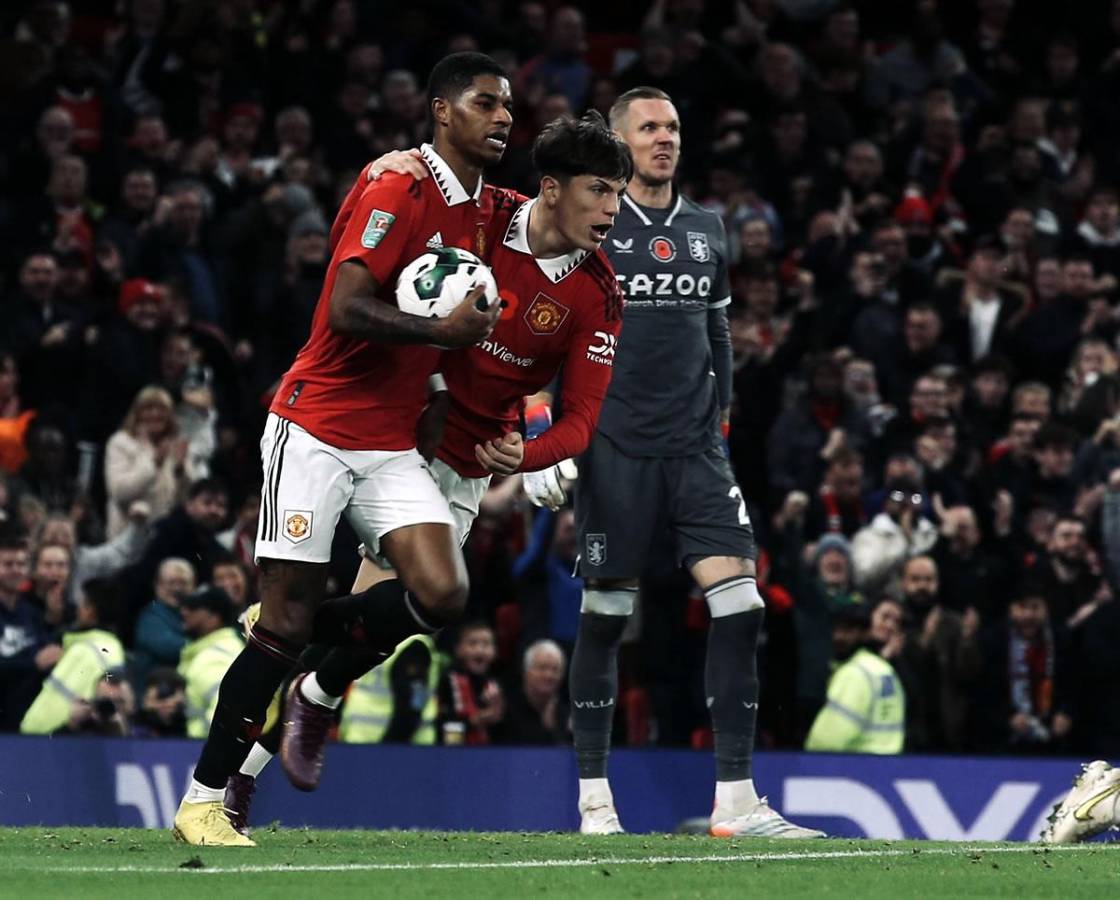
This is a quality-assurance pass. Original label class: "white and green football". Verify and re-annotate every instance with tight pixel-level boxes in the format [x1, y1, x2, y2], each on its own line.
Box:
[395, 246, 498, 318]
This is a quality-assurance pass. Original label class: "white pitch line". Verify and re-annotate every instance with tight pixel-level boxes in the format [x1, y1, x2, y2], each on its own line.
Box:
[9, 842, 1111, 875]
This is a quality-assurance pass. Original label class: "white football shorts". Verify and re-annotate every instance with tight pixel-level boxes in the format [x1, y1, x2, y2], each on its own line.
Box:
[254, 413, 456, 564]
[362, 455, 490, 567]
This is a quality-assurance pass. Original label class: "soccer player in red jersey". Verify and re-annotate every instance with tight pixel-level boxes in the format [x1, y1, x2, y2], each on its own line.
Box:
[222, 114, 633, 821]
[173, 53, 518, 847]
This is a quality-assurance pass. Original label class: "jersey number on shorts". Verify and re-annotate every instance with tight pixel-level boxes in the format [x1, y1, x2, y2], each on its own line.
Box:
[728, 486, 750, 526]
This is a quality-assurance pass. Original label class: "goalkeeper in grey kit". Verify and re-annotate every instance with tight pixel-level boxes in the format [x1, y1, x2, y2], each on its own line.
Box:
[564, 87, 824, 838]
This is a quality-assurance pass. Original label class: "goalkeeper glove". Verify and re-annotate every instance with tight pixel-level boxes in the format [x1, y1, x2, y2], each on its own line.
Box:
[523, 458, 578, 511]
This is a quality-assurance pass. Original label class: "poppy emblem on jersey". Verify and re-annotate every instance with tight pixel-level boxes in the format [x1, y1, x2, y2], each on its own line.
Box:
[687, 231, 710, 262]
[283, 510, 313, 544]
[524, 293, 570, 335]
[649, 236, 676, 262]
[586, 533, 607, 566]
[361, 209, 396, 248]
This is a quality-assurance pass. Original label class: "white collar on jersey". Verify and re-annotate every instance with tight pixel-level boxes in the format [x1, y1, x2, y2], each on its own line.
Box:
[502, 196, 590, 284]
[621, 191, 683, 227]
[420, 143, 483, 207]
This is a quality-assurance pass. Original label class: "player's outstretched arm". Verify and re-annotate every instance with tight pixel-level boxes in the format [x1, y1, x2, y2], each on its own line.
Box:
[329, 261, 499, 347]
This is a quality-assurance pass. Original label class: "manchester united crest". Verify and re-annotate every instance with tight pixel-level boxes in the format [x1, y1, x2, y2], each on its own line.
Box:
[283, 510, 313, 544]
[524, 292, 570, 335]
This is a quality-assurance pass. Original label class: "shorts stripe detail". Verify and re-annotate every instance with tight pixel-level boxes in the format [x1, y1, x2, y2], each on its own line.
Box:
[260, 417, 284, 542]
[267, 420, 292, 542]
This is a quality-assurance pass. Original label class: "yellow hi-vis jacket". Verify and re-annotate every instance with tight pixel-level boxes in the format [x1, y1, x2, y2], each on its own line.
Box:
[178, 626, 243, 738]
[20, 628, 125, 734]
[339, 634, 438, 744]
[805, 648, 905, 754]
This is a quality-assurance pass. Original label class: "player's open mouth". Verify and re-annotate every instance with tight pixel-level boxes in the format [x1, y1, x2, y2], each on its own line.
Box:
[486, 133, 508, 149]
[590, 223, 611, 241]
[653, 152, 673, 162]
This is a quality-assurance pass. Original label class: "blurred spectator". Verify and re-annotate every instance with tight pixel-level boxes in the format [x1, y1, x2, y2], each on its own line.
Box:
[804, 604, 905, 754]
[805, 448, 866, 538]
[177, 585, 241, 737]
[437, 621, 505, 745]
[98, 166, 159, 270]
[134, 180, 222, 326]
[1026, 515, 1101, 628]
[513, 507, 582, 648]
[104, 386, 188, 538]
[217, 491, 260, 575]
[771, 497, 866, 736]
[767, 354, 869, 503]
[52, 672, 136, 737]
[211, 558, 250, 613]
[851, 477, 938, 597]
[8, 250, 83, 410]
[132, 477, 230, 600]
[973, 585, 1074, 753]
[894, 555, 981, 751]
[131, 556, 195, 690]
[79, 276, 168, 439]
[37, 503, 151, 608]
[0, 534, 61, 730]
[137, 667, 186, 738]
[516, 5, 591, 111]
[20, 577, 124, 734]
[937, 237, 1026, 366]
[496, 639, 569, 745]
[1013, 255, 1095, 387]
[339, 635, 439, 745]
[25, 540, 72, 639]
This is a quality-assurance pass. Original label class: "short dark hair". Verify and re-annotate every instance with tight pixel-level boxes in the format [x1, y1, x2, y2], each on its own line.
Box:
[81, 577, 120, 631]
[531, 111, 633, 184]
[1033, 422, 1078, 451]
[609, 86, 673, 130]
[188, 477, 228, 500]
[426, 52, 507, 106]
[0, 532, 28, 553]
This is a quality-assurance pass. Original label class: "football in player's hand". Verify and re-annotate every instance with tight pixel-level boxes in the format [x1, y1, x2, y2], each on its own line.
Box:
[396, 247, 499, 317]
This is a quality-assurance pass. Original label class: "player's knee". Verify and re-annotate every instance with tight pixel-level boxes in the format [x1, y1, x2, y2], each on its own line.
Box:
[409, 569, 469, 623]
[258, 598, 316, 645]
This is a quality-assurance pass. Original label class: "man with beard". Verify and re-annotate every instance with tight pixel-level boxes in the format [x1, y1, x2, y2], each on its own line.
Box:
[894, 555, 980, 751]
[974, 586, 1072, 755]
[804, 603, 905, 754]
[1026, 515, 1101, 627]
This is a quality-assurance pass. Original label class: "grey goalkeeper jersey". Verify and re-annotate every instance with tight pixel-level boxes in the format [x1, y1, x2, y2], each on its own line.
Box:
[597, 192, 732, 457]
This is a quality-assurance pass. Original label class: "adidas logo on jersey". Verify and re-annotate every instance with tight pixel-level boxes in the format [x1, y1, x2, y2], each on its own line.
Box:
[426, 232, 444, 249]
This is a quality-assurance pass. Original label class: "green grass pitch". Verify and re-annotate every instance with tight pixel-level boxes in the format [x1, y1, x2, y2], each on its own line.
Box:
[1, 828, 1117, 899]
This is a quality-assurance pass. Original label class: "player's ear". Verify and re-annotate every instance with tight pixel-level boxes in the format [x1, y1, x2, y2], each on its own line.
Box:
[540, 175, 561, 207]
[431, 97, 450, 129]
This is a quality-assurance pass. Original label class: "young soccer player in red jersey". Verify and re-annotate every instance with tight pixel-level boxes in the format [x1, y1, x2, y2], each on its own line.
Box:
[174, 52, 518, 847]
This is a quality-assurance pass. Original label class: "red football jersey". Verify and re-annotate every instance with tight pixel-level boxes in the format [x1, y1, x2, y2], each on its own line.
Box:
[270, 144, 496, 450]
[437, 196, 624, 477]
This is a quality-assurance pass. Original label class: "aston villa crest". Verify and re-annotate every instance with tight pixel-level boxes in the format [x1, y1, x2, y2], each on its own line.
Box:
[687, 231, 710, 262]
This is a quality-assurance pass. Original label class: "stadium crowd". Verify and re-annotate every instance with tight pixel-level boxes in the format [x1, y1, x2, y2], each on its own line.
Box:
[1, 0, 1120, 759]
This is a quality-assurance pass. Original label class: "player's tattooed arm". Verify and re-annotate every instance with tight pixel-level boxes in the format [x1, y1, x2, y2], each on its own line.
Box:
[329, 260, 498, 347]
